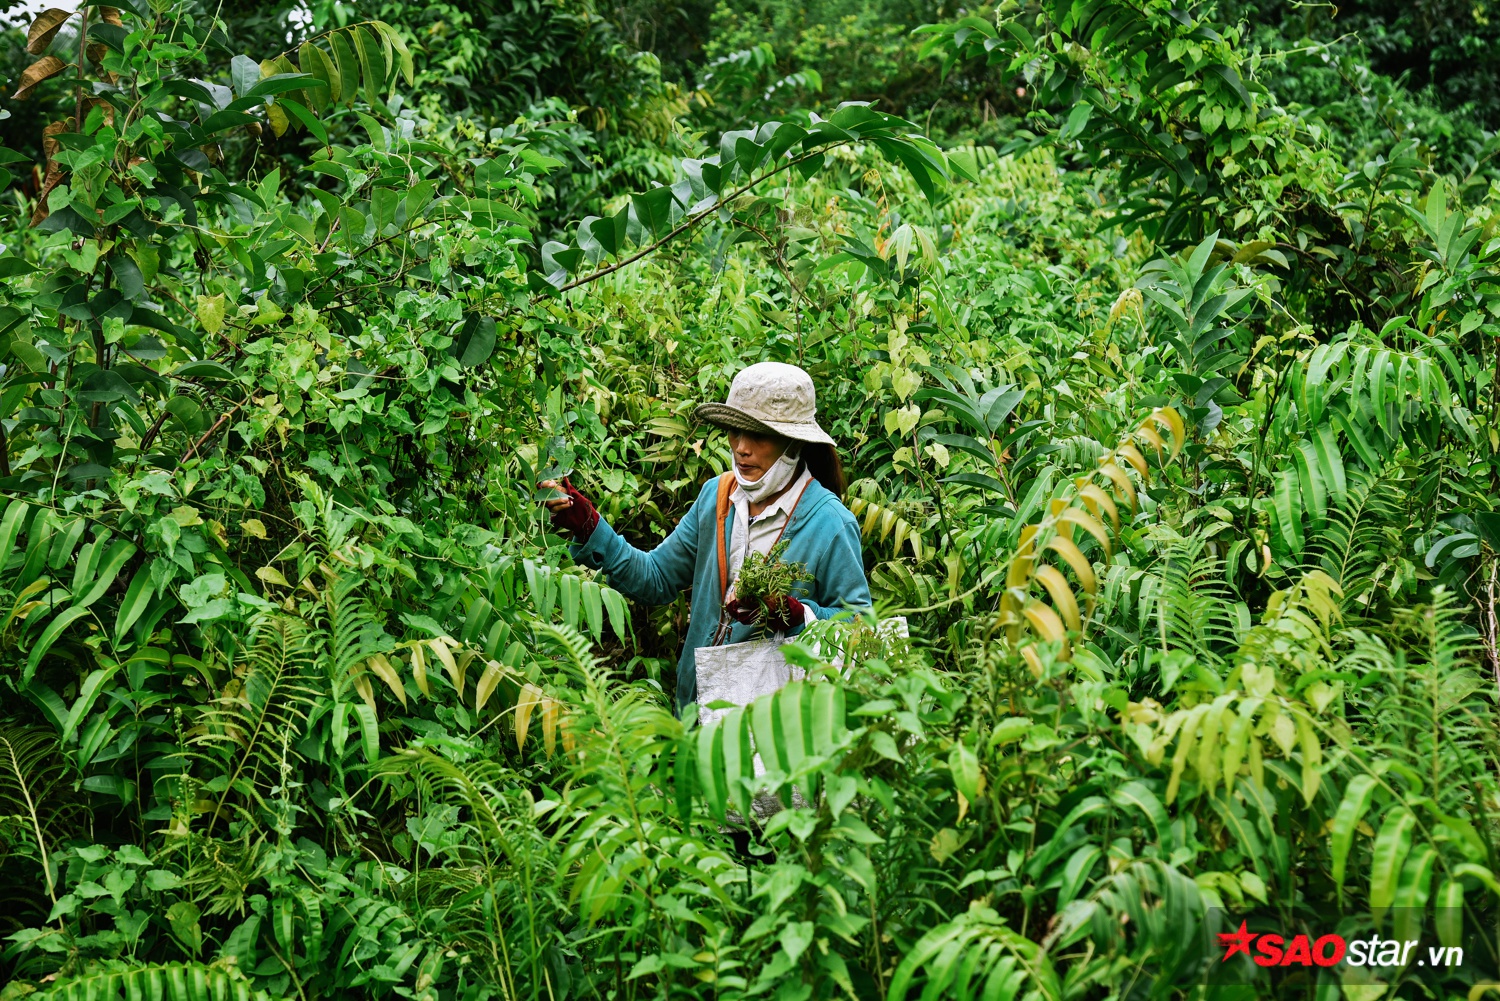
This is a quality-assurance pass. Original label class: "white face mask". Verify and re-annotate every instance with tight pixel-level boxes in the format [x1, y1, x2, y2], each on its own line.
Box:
[734, 444, 801, 503]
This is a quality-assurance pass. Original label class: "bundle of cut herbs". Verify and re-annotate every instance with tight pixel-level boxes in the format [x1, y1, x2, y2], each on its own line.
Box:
[732, 540, 814, 630]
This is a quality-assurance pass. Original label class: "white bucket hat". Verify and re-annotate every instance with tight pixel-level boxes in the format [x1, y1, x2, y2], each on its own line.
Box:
[694, 361, 836, 446]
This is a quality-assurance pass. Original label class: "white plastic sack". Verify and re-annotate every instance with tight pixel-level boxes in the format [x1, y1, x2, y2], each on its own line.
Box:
[694, 632, 803, 729]
[694, 615, 910, 728]
[694, 633, 805, 819]
[693, 615, 910, 821]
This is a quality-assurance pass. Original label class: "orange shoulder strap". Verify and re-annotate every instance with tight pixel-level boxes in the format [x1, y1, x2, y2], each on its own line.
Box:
[715, 471, 736, 599]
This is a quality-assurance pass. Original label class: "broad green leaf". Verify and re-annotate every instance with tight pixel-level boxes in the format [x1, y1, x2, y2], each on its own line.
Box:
[1112, 780, 1171, 847]
[949, 741, 980, 802]
[777, 681, 808, 779]
[751, 694, 782, 774]
[351, 25, 385, 105]
[1391, 845, 1436, 942]
[1272, 469, 1303, 553]
[1293, 439, 1327, 525]
[353, 702, 380, 762]
[25, 605, 93, 682]
[330, 30, 360, 108]
[114, 563, 156, 642]
[1329, 774, 1378, 903]
[73, 540, 136, 608]
[558, 572, 580, 629]
[580, 580, 603, 642]
[695, 722, 727, 820]
[810, 681, 844, 756]
[1435, 879, 1464, 948]
[0, 499, 31, 566]
[375, 22, 415, 86]
[600, 587, 630, 639]
[60, 664, 120, 744]
[1369, 807, 1416, 921]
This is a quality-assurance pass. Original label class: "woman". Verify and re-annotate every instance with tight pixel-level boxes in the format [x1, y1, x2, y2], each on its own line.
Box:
[542, 361, 871, 713]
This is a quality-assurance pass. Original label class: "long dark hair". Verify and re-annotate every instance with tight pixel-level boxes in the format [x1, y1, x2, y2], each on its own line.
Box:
[802, 442, 846, 499]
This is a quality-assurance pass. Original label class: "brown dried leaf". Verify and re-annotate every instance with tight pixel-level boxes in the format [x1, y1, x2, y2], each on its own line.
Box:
[30, 119, 69, 226]
[13, 55, 68, 100]
[26, 9, 73, 54]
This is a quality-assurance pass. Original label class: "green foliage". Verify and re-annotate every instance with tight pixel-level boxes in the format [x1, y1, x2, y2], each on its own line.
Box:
[734, 538, 814, 617]
[0, 0, 1495, 998]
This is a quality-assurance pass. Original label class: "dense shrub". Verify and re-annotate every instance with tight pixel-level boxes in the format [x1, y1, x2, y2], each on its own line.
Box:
[0, 0, 1495, 999]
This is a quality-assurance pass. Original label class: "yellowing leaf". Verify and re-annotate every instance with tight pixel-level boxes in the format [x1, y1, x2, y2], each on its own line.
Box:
[255, 566, 290, 587]
[930, 827, 960, 863]
[409, 642, 430, 697]
[1033, 564, 1081, 633]
[474, 658, 504, 712]
[367, 652, 406, 708]
[1096, 462, 1137, 510]
[1023, 601, 1067, 645]
[250, 296, 284, 326]
[169, 505, 203, 527]
[241, 518, 267, 539]
[267, 102, 290, 138]
[515, 683, 542, 750]
[1151, 406, 1186, 459]
[1115, 442, 1149, 479]
[1057, 507, 1112, 560]
[429, 638, 463, 695]
[195, 294, 226, 335]
[891, 367, 922, 401]
[1045, 536, 1097, 595]
[541, 698, 559, 755]
[1020, 645, 1045, 678]
[353, 672, 376, 712]
[1269, 711, 1297, 756]
[1076, 482, 1120, 532]
[1135, 423, 1167, 460]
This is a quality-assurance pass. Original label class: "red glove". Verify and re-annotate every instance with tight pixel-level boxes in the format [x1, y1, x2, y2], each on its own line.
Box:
[725, 596, 759, 626]
[549, 477, 599, 541]
[725, 594, 805, 631]
[762, 594, 805, 632]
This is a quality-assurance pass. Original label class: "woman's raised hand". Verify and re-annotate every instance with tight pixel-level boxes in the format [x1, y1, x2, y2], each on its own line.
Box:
[540, 477, 600, 540]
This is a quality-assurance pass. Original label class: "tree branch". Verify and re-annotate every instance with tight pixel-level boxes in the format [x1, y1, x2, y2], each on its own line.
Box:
[552, 145, 847, 294]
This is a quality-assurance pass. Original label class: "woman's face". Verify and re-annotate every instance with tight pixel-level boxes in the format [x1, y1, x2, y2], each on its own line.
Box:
[728, 429, 788, 482]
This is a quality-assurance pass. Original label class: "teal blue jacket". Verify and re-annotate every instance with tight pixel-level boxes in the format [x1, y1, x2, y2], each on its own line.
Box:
[571, 475, 871, 712]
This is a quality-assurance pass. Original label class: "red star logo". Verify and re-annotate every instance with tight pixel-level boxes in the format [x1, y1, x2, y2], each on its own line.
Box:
[1219, 920, 1256, 961]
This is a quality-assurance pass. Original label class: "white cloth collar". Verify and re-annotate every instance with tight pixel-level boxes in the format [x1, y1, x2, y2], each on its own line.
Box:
[730, 466, 813, 523]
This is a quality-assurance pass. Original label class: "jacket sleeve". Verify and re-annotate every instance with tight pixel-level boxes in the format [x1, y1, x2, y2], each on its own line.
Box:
[570, 481, 713, 606]
[795, 514, 871, 626]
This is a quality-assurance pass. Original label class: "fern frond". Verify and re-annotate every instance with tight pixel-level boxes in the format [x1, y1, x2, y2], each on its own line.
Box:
[30, 961, 270, 1001]
[530, 620, 601, 682]
[1345, 587, 1494, 817]
[192, 615, 319, 831]
[0, 723, 80, 903]
[1146, 534, 1238, 668]
[375, 750, 519, 862]
[1307, 464, 1407, 608]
